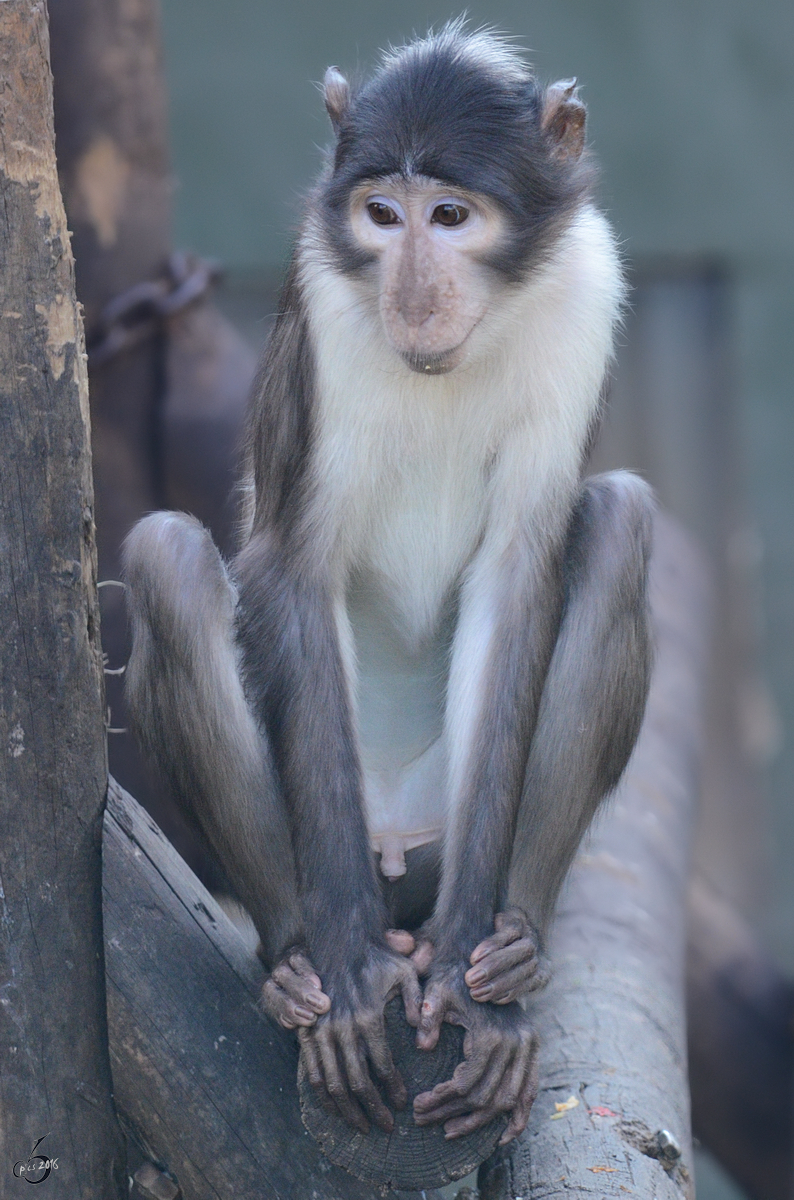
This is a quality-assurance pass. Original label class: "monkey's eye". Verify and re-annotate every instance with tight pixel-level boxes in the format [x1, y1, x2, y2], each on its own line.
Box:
[367, 201, 401, 226]
[432, 203, 469, 227]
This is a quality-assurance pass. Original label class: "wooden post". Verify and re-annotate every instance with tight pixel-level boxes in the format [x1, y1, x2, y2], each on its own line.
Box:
[479, 514, 705, 1200]
[0, 2, 126, 1194]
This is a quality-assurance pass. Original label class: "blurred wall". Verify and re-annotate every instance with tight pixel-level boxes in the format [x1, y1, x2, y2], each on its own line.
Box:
[158, 0, 794, 968]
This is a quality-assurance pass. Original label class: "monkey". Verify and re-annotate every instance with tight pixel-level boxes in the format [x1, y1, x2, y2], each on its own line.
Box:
[122, 23, 652, 1147]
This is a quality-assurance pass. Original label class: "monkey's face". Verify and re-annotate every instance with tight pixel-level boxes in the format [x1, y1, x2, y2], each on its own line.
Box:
[348, 177, 507, 375]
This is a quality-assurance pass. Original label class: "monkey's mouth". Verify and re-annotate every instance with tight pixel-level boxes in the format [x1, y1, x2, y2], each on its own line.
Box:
[403, 347, 462, 375]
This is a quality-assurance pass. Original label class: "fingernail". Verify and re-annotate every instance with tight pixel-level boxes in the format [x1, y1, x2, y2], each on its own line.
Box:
[294, 1006, 314, 1021]
[471, 984, 493, 999]
[309, 974, 321, 987]
[466, 967, 486, 984]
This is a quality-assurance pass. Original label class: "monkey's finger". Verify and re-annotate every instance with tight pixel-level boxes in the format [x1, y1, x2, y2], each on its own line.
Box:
[261, 977, 318, 1027]
[339, 1035, 395, 1132]
[299, 1029, 326, 1089]
[399, 967, 423, 1028]
[469, 959, 539, 1004]
[414, 1044, 508, 1119]
[494, 908, 528, 935]
[466, 939, 537, 987]
[415, 988, 448, 1051]
[444, 1106, 507, 1139]
[315, 1028, 370, 1134]
[287, 951, 324, 990]
[360, 1016, 408, 1111]
[410, 938, 435, 975]
[413, 1049, 510, 1126]
[270, 963, 330, 1015]
[499, 1043, 539, 1144]
[385, 928, 416, 956]
[469, 922, 527, 965]
[489, 962, 543, 1004]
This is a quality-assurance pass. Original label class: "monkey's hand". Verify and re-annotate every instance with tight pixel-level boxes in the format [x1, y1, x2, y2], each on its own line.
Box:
[466, 908, 551, 1004]
[413, 963, 538, 1144]
[395, 909, 551, 1004]
[298, 944, 422, 1135]
[260, 949, 331, 1030]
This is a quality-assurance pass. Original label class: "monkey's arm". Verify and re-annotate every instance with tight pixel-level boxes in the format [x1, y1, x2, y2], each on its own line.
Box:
[415, 474, 653, 1142]
[233, 534, 421, 1133]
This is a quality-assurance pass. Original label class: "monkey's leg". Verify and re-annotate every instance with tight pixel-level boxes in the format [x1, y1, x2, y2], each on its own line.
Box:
[415, 472, 653, 1142]
[506, 472, 653, 948]
[123, 513, 328, 1028]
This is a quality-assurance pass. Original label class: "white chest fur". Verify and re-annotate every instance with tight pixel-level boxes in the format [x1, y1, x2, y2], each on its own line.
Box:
[299, 206, 624, 875]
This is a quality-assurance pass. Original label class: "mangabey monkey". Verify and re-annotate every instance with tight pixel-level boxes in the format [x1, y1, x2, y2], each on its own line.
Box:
[123, 24, 652, 1145]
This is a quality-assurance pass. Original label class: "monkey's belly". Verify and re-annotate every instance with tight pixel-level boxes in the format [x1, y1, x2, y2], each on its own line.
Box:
[347, 577, 452, 881]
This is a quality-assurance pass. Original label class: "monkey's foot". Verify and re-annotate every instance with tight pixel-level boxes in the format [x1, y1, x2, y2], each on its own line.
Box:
[298, 994, 507, 1190]
[298, 943, 421, 1134]
[466, 908, 551, 1004]
[260, 950, 331, 1029]
[414, 967, 539, 1143]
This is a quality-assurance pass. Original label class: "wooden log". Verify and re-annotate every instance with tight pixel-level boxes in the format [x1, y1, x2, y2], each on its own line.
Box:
[0, 2, 126, 1193]
[480, 514, 706, 1200]
[103, 778, 450, 1199]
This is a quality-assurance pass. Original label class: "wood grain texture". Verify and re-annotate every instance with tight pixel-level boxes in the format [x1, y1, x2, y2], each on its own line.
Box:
[479, 514, 706, 1200]
[104, 779, 447, 1200]
[0, 2, 126, 1193]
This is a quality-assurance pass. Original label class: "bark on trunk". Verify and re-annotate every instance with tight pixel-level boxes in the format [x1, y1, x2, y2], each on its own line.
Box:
[0, 3, 126, 1194]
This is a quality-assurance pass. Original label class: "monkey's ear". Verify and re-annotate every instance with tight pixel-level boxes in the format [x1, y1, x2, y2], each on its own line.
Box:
[323, 66, 351, 134]
[541, 79, 586, 161]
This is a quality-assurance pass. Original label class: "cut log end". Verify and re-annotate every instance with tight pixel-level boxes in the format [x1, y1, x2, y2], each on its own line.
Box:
[298, 996, 506, 1191]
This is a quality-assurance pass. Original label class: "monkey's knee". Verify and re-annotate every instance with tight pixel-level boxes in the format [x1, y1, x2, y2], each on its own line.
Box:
[123, 511, 235, 644]
[568, 471, 654, 597]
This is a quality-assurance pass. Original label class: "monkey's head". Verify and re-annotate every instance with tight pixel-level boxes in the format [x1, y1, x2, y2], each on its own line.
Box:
[315, 23, 593, 375]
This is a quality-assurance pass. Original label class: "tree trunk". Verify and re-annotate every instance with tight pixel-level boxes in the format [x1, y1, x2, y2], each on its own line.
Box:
[0, 3, 126, 1194]
[48, 0, 174, 811]
[48, 0, 255, 888]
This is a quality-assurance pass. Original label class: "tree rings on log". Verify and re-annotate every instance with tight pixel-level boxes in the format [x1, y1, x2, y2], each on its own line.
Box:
[299, 996, 507, 1190]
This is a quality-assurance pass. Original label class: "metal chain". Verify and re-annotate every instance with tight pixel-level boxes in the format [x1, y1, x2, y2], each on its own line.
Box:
[86, 251, 221, 366]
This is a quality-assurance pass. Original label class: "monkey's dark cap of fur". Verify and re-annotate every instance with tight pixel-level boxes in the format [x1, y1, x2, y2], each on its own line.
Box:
[321, 23, 592, 280]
